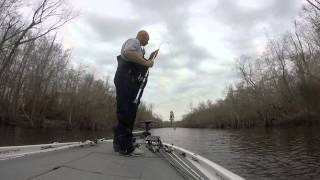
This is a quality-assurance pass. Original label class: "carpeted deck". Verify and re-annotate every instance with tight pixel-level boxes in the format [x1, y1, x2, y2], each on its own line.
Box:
[0, 141, 185, 180]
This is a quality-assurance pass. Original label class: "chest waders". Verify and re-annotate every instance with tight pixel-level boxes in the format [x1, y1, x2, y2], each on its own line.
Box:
[113, 55, 148, 154]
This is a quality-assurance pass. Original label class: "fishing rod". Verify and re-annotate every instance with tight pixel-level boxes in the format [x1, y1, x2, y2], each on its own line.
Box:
[133, 44, 162, 104]
[133, 70, 149, 104]
[133, 41, 173, 104]
[135, 122, 205, 180]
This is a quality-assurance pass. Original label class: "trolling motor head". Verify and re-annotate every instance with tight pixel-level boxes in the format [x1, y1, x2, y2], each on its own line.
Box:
[140, 120, 163, 153]
[142, 120, 153, 137]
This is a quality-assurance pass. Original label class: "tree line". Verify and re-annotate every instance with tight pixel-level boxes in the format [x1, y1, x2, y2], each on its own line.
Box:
[180, 2, 320, 128]
[0, 0, 161, 130]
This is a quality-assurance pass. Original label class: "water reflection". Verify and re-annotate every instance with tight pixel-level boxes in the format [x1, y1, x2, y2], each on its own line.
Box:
[0, 126, 112, 146]
[1, 126, 319, 179]
[151, 127, 320, 180]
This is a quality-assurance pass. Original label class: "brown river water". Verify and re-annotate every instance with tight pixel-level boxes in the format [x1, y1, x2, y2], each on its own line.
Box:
[1, 126, 319, 180]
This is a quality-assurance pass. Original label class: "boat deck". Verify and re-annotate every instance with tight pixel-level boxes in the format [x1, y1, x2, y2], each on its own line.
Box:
[0, 141, 185, 180]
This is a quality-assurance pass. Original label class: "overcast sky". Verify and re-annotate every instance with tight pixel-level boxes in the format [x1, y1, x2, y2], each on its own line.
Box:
[60, 0, 305, 121]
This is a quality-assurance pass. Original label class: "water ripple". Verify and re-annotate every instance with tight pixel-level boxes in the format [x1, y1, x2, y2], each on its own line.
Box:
[152, 127, 320, 180]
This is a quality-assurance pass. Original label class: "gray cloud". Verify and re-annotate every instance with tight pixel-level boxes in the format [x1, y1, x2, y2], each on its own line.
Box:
[83, 13, 145, 42]
[65, 0, 305, 120]
[212, 0, 304, 55]
[127, 0, 214, 69]
[78, 0, 215, 74]
[213, 0, 302, 28]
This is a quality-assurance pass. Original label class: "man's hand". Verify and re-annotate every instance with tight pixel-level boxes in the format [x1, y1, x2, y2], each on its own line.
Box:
[149, 49, 159, 60]
[124, 49, 157, 67]
[146, 59, 154, 67]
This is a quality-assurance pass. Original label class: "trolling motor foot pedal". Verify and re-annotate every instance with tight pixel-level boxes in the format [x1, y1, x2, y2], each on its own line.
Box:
[146, 135, 162, 153]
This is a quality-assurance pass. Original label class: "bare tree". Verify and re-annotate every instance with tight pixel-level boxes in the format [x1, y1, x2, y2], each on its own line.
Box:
[181, 3, 320, 128]
[0, 0, 75, 82]
[306, 0, 320, 11]
[0, 0, 161, 129]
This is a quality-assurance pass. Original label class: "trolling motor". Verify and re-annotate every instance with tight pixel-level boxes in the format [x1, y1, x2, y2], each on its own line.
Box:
[146, 135, 162, 153]
[142, 120, 152, 137]
[138, 120, 162, 153]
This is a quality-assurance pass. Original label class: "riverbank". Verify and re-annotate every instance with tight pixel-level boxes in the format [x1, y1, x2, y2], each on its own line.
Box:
[0, 125, 113, 146]
[0, 115, 162, 134]
[0, 116, 111, 131]
[2, 112, 319, 133]
[178, 110, 320, 129]
[273, 111, 320, 126]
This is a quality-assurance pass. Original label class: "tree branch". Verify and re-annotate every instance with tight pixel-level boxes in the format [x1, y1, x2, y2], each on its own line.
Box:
[306, 0, 320, 11]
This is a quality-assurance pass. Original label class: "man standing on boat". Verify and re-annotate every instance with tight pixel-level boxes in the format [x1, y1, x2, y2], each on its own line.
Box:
[113, 30, 159, 155]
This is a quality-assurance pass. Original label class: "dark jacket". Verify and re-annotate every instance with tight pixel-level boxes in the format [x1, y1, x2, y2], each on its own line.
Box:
[115, 55, 148, 88]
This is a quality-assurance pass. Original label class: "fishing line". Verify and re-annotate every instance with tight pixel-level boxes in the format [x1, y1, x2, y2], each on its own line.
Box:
[155, 41, 178, 132]
[157, 41, 174, 60]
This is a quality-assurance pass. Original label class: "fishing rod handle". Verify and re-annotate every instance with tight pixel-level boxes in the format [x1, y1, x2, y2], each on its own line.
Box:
[133, 70, 149, 104]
